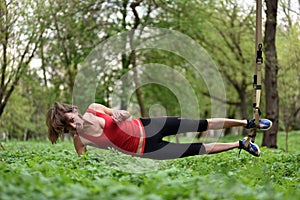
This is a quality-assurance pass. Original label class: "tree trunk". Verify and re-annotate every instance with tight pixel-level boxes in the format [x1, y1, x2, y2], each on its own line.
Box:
[262, 0, 279, 148]
[285, 125, 289, 152]
[130, 0, 147, 117]
[131, 48, 147, 117]
[23, 129, 29, 141]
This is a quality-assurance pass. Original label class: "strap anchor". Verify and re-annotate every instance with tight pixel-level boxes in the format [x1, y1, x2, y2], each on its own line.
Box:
[256, 43, 263, 63]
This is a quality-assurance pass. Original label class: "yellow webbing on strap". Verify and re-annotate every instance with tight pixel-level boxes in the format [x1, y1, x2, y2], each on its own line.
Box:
[245, 0, 263, 147]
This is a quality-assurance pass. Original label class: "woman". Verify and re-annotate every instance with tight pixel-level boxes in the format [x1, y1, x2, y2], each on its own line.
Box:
[46, 102, 272, 159]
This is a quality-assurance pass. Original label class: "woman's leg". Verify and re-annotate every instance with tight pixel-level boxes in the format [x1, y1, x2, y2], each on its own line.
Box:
[142, 141, 206, 160]
[142, 141, 240, 159]
[141, 117, 248, 137]
[140, 117, 245, 160]
[140, 117, 208, 138]
[141, 117, 208, 159]
[203, 142, 239, 154]
[207, 118, 247, 130]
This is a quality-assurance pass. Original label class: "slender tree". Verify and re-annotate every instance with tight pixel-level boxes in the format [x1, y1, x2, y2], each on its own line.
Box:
[0, 0, 45, 118]
[263, 0, 279, 148]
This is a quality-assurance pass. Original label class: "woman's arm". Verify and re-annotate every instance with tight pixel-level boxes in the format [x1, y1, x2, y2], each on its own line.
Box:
[88, 103, 113, 115]
[73, 134, 87, 157]
[89, 103, 131, 122]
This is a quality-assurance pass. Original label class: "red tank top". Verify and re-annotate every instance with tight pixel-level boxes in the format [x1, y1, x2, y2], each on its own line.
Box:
[76, 109, 146, 155]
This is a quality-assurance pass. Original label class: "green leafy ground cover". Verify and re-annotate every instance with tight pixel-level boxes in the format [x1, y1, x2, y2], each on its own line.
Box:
[0, 132, 299, 200]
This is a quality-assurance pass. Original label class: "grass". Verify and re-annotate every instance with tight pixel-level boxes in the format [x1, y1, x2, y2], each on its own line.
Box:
[0, 131, 299, 200]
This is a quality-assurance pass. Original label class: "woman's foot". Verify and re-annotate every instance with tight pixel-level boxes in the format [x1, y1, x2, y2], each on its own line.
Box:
[245, 119, 272, 131]
[239, 138, 260, 157]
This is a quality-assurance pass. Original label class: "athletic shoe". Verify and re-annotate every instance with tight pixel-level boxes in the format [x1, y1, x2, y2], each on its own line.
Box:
[245, 119, 272, 131]
[239, 137, 260, 157]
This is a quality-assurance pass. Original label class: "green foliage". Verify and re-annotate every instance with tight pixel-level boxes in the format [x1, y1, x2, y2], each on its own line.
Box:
[1, 0, 300, 143]
[0, 132, 299, 200]
[0, 88, 34, 139]
[0, 69, 49, 139]
[277, 23, 300, 130]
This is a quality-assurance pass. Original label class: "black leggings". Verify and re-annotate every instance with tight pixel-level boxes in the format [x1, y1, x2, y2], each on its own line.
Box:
[140, 117, 208, 160]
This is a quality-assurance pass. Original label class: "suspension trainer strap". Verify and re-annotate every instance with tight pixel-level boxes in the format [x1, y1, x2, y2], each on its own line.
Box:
[246, 0, 263, 147]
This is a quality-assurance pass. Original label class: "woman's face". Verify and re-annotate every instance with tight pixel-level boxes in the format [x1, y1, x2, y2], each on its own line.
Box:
[64, 111, 83, 131]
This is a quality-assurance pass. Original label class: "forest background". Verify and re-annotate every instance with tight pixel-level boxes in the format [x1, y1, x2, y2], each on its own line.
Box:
[0, 0, 299, 149]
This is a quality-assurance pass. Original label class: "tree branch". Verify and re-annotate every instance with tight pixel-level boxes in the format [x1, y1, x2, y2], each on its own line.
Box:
[202, 92, 240, 106]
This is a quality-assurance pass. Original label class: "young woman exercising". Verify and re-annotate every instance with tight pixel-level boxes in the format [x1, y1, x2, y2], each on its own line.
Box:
[46, 102, 272, 159]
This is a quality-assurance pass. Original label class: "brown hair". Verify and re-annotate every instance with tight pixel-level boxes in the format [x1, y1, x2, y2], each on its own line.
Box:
[46, 102, 79, 144]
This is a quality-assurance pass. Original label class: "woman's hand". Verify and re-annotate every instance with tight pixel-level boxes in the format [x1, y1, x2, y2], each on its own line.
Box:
[74, 133, 87, 157]
[112, 110, 131, 123]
